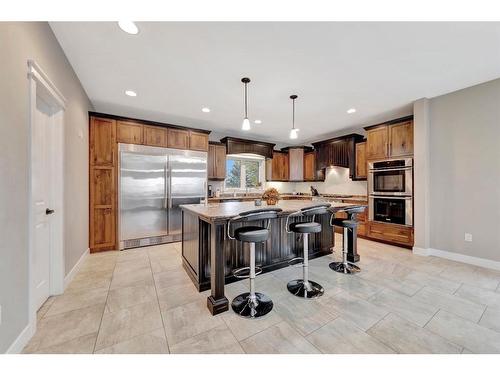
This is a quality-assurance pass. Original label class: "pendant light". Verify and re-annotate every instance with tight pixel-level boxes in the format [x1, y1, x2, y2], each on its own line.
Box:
[289, 94, 299, 139]
[241, 77, 251, 131]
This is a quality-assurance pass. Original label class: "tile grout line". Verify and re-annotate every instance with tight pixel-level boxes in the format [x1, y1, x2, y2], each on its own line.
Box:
[148, 248, 172, 354]
[91, 254, 118, 354]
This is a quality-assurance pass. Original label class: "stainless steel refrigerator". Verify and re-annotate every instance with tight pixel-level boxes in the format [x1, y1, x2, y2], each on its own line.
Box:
[118, 143, 207, 250]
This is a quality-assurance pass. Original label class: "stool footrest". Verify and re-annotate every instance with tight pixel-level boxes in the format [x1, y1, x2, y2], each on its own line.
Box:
[288, 257, 304, 267]
[233, 266, 263, 279]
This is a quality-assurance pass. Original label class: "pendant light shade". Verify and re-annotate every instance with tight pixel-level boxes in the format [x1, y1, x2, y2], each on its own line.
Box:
[241, 77, 251, 131]
[289, 94, 299, 139]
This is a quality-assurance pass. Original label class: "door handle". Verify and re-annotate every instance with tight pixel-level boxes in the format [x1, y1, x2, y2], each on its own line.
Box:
[46, 208, 55, 215]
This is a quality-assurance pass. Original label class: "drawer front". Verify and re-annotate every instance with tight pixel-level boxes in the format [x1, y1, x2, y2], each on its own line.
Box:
[368, 221, 413, 245]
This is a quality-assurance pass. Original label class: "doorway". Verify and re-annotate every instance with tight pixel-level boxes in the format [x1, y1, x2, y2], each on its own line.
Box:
[28, 60, 66, 330]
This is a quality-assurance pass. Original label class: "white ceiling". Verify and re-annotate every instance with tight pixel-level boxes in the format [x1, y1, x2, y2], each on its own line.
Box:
[50, 22, 500, 145]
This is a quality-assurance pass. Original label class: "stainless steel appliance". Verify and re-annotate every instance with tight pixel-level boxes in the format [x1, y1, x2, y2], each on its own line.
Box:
[368, 158, 413, 196]
[368, 157, 413, 226]
[368, 195, 413, 226]
[118, 143, 207, 250]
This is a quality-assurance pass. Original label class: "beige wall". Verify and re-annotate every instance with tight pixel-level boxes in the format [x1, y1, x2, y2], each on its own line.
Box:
[427, 78, 500, 261]
[0, 22, 92, 352]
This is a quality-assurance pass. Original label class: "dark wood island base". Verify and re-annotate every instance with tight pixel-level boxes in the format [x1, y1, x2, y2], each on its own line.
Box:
[181, 201, 364, 315]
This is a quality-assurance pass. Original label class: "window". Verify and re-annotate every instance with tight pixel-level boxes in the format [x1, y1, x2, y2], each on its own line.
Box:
[224, 155, 265, 191]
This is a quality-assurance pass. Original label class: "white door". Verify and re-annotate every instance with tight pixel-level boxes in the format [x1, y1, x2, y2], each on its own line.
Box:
[32, 96, 53, 311]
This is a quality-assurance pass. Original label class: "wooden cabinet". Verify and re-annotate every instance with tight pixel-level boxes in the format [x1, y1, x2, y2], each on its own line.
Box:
[167, 128, 189, 149]
[366, 126, 389, 160]
[365, 117, 413, 160]
[367, 221, 414, 246]
[90, 167, 116, 251]
[189, 131, 209, 152]
[143, 125, 167, 147]
[288, 148, 304, 181]
[90, 116, 118, 252]
[267, 151, 289, 181]
[208, 143, 226, 180]
[389, 121, 413, 157]
[117, 121, 143, 144]
[303, 152, 316, 181]
[354, 142, 367, 179]
[220, 137, 275, 159]
[312, 134, 363, 178]
[90, 117, 116, 166]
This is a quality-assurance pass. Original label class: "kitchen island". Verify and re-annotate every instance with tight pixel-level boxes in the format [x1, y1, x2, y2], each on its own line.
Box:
[181, 200, 365, 315]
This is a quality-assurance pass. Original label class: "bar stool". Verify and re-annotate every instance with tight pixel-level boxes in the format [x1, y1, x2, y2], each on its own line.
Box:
[285, 203, 331, 298]
[329, 206, 365, 274]
[227, 207, 282, 318]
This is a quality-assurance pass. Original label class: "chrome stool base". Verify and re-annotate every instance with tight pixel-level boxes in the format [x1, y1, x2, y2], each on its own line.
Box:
[231, 292, 273, 318]
[287, 279, 324, 299]
[329, 261, 361, 274]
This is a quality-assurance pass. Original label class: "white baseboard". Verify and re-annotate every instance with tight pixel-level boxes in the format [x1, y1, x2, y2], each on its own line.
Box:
[413, 246, 500, 271]
[63, 248, 89, 289]
[6, 322, 35, 354]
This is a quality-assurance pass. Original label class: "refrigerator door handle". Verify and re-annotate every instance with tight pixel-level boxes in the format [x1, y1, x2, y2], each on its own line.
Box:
[168, 161, 173, 209]
[163, 164, 168, 209]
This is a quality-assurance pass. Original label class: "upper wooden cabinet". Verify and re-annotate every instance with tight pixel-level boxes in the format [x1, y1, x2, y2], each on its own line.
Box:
[167, 128, 189, 149]
[90, 117, 116, 166]
[189, 131, 209, 152]
[117, 121, 143, 144]
[389, 120, 413, 157]
[365, 117, 413, 160]
[366, 127, 388, 160]
[267, 151, 289, 181]
[287, 148, 305, 181]
[208, 143, 226, 180]
[354, 142, 367, 179]
[303, 152, 315, 181]
[144, 125, 167, 147]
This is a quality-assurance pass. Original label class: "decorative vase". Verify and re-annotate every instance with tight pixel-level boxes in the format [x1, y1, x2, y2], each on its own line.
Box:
[266, 198, 278, 205]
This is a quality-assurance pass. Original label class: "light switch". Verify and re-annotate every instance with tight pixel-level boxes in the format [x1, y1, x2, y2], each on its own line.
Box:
[464, 233, 473, 242]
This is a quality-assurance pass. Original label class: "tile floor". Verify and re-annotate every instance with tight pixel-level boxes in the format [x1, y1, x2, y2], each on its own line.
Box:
[23, 235, 500, 354]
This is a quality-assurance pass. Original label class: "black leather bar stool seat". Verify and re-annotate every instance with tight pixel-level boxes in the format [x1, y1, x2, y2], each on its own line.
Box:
[289, 222, 322, 234]
[227, 207, 282, 318]
[234, 226, 270, 242]
[286, 203, 331, 299]
[329, 206, 365, 274]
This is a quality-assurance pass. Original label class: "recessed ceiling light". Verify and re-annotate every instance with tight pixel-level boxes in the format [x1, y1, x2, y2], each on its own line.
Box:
[201, 107, 211, 113]
[254, 120, 262, 124]
[118, 21, 139, 35]
[125, 90, 137, 97]
[347, 108, 356, 114]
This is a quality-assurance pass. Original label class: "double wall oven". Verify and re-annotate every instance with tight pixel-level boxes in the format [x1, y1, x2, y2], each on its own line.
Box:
[368, 158, 413, 226]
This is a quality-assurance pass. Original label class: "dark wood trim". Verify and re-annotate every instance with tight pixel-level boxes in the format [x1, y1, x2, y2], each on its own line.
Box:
[280, 145, 314, 153]
[219, 136, 276, 147]
[208, 141, 224, 146]
[89, 111, 211, 135]
[363, 115, 414, 131]
[311, 133, 364, 147]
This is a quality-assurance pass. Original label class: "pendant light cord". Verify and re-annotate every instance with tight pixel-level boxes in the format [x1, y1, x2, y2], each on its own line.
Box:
[292, 97, 295, 130]
[244, 81, 248, 118]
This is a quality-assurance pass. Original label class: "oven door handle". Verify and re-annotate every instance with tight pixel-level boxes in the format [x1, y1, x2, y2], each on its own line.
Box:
[370, 195, 412, 200]
[369, 167, 412, 173]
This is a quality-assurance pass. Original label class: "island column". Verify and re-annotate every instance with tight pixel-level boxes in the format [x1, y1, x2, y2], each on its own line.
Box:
[206, 219, 229, 315]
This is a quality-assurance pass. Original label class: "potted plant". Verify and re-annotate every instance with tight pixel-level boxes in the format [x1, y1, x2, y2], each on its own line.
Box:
[262, 187, 280, 205]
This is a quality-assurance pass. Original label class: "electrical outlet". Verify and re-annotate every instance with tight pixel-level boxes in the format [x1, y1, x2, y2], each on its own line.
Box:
[465, 233, 473, 242]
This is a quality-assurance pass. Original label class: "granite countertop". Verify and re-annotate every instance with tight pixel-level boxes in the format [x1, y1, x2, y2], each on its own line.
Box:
[208, 194, 367, 204]
[181, 200, 366, 222]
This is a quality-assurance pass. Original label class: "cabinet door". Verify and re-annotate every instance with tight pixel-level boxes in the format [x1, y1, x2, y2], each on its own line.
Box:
[271, 152, 282, 180]
[389, 121, 413, 157]
[207, 144, 216, 179]
[304, 152, 315, 181]
[355, 142, 367, 178]
[189, 131, 209, 152]
[214, 145, 226, 179]
[89, 166, 115, 250]
[144, 125, 167, 147]
[117, 121, 143, 144]
[90, 117, 116, 166]
[366, 127, 388, 160]
[167, 128, 189, 149]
